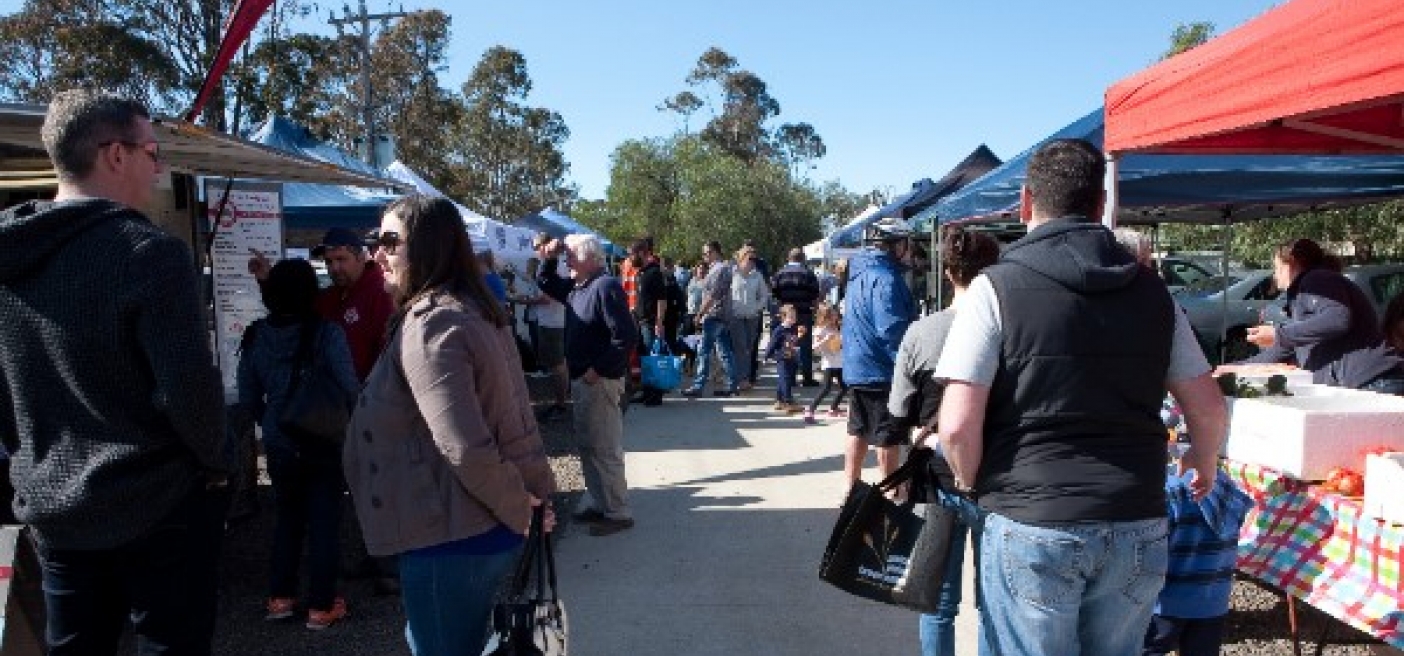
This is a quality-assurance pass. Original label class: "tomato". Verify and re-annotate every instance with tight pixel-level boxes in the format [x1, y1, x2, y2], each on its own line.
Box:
[1337, 471, 1365, 497]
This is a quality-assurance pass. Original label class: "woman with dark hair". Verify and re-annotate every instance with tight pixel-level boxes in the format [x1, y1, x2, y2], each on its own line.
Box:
[237, 258, 359, 630]
[887, 228, 1001, 656]
[1241, 237, 1403, 392]
[344, 195, 556, 655]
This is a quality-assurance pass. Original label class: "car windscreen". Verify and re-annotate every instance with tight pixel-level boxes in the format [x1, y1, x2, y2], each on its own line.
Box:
[1174, 275, 1239, 298]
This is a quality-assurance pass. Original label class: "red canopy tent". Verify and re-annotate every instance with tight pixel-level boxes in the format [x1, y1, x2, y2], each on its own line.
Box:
[1104, 0, 1404, 156]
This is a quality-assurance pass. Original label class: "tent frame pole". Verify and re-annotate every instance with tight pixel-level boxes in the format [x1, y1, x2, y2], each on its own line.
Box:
[1103, 155, 1120, 229]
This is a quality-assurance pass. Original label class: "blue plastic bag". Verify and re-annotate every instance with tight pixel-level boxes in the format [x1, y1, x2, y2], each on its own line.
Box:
[641, 340, 684, 390]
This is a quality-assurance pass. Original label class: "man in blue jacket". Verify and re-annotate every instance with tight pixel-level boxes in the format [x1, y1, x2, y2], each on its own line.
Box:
[840, 218, 916, 486]
[564, 233, 639, 536]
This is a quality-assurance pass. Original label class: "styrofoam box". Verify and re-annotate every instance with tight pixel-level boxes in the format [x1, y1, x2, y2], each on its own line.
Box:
[1364, 453, 1404, 524]
[1225, 386, 1404, 480]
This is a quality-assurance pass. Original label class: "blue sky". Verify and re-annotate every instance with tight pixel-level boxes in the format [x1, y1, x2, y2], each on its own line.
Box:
[1, 0, 1281, 201]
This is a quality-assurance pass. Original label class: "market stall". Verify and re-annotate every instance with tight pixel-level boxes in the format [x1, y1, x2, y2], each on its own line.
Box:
[1223, 459, 1404, 650]
[1102, 1, 1404, 650]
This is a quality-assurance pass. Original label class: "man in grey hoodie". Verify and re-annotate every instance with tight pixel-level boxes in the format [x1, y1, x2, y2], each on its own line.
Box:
[0, 90, 229, 655]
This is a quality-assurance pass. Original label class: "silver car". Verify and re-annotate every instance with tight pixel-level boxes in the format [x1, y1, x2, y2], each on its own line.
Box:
[1174, 270, 1279, 363]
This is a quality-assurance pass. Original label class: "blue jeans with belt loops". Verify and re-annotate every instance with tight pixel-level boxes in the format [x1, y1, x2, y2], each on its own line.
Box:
[979, 513, 1169, 656]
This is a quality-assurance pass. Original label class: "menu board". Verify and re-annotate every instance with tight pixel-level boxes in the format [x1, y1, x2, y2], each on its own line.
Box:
[205, 181, 283, 403]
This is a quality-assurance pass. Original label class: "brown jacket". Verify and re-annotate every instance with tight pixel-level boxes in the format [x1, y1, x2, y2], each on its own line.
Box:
[344, 291, 555, 556]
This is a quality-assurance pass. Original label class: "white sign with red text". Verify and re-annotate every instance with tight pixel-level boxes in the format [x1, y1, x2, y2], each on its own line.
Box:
[205, 181, 284, 404]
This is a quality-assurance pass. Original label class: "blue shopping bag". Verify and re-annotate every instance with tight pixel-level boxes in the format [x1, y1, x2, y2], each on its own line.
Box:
[640, 339, 684, 390]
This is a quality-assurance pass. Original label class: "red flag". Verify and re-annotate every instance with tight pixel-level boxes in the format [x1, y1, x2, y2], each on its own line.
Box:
[185, 0, 276, 123]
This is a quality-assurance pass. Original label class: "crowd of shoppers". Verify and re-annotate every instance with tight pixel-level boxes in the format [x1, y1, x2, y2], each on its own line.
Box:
[9, 90, 1399, 656]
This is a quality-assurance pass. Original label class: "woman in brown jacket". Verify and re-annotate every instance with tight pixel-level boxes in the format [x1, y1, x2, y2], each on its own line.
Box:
[344, 195, 555, 655]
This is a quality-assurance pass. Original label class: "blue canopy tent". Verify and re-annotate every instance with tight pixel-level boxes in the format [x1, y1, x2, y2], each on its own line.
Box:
[517, 207, 626, 258]
[830, 145, 1002, 247]
[246, 117, 401, 231]
[914, 108, 1404, 228]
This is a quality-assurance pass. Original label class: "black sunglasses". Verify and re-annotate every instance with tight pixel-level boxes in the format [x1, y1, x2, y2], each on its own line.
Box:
[366, 229, 402, 254]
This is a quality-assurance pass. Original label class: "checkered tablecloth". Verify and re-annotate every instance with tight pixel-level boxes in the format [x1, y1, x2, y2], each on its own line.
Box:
[1223, 459, 1404, 648]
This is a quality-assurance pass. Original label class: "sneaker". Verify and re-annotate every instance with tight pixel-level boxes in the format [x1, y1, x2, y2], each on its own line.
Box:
[265, 597, 297, 621]
[306, 598, 347, 630]
[681, 388, 703, 398]
[588, 517, 635, 537]
[803, 411, 817, 425]
[784, 403, 803, 414]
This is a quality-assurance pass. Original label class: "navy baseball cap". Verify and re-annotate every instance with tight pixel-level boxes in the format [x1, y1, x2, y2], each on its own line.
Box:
[311, 227, 364, 257]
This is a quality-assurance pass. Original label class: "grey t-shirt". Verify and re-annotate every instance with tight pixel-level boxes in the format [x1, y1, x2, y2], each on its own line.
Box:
[702, 261, 733, 320]
[889, 309, 957, 421]
[934, 274, 1210, 386]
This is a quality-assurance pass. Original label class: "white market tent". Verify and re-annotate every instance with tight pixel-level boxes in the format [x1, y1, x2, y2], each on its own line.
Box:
[383, 160, 535, 272]
[808, 204, 881, 264]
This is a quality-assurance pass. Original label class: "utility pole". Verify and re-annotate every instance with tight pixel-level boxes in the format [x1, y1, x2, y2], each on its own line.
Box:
[329, 0, 409, 170]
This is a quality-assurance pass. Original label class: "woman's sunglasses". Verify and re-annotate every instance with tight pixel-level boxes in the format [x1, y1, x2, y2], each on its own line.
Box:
[366, 229, 402, 254]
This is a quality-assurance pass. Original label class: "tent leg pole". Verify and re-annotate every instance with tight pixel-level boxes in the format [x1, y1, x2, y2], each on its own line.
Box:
[934, 225, 945, 313]
[1103, 155, 1120, 229]
[1219, 220, 1233, 364]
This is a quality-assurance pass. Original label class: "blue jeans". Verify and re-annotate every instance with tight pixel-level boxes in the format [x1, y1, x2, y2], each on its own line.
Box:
[690, 316, 737, 392]
[399, 545, 522, 656]
[775, 358, 797, 402]
[266, 443, 343, 610]
[919, 489, 988, 656]
[37, 483, 229, 656]
[979, 513, 1168, 656]
[728, 315, 761, 384]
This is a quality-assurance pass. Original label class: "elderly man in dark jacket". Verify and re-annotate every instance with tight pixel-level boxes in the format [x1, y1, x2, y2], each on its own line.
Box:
[0, 90, 229, 655]
[564, 233, 639, 536]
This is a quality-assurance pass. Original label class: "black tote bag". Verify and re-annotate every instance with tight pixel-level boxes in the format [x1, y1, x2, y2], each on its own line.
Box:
[483, 507, 568, 656]
[819, 447, 957, 613]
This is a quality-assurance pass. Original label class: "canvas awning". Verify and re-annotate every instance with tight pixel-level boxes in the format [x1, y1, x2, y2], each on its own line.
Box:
[1104, 0, 1404, 155]
[0, 103, 406, 190]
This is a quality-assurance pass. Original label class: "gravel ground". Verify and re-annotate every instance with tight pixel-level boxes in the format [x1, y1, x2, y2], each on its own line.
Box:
[117, 373, 1390, 655]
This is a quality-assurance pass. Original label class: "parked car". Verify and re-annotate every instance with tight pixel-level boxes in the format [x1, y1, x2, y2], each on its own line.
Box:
[1159, 256, 1216, 293]
[1174, 270, 1279, 363]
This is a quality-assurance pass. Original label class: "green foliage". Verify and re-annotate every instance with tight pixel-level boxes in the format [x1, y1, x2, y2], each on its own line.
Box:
[594, 46, 862, 266]
[595, 134, 822, 266]
[1164, 21, 1215, 60]
[449, 45, 574, 221]
[1160, 201, 1404, 268]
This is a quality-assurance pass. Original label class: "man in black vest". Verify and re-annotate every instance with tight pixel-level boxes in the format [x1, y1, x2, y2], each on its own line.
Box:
[934, 139, 1227, 656]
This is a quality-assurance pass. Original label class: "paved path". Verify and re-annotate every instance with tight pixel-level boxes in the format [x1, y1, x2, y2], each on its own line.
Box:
[555, 383, 980, 656]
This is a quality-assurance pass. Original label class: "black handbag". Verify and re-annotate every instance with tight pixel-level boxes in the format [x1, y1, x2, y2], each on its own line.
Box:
[277, 320, 351, 446]
[483, 507, 568, 656]
[819, 447, 957, 613]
